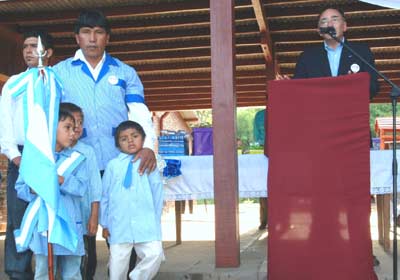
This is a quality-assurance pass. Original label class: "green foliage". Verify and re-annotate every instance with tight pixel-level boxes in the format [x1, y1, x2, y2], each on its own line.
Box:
[370, 103, 400, 137]
[236, 107, 264, 143]
[194, 104, 393, 141]
[193, 109, 212, 127]
[250, 145, 264, 151]
[192, 107, 265, 144]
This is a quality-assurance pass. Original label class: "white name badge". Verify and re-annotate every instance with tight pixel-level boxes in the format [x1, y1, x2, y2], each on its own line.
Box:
[350, 63, 360, 73]
[108, 75, 118, 85]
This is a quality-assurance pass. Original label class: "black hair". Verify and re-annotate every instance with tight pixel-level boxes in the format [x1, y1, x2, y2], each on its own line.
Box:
[60, 102, 84, 120]
[74, 9, 111, 34]
[114, 120, 146, 148]
[59, 103, 76, 123]
[318, 7, 346, 22]
[23, 29, 54, 50]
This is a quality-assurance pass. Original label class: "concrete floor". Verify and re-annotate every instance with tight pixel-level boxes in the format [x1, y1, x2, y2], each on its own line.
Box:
[0, 202, 399, 280]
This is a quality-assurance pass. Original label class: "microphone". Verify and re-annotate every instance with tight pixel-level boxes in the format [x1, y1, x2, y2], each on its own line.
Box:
[319, 26, 336, 37]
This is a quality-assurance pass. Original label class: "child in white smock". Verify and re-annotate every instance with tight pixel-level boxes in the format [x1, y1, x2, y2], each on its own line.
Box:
[101, 120, 164, 280]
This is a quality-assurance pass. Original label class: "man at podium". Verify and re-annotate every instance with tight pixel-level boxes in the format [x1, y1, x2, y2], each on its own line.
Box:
[277, 7, 379, 100]
[276, 6, 381, 268]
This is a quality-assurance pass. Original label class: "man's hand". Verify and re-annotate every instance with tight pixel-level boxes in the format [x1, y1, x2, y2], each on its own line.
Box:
[87, 202, 99, 236]
[87, 215, 98, 236]
[133, 148, 156, 175]
[58, 175, 65, 185]
[275, 73, 291, 80]
[102, 228, 110, 239]
[12, 156, 22, 167]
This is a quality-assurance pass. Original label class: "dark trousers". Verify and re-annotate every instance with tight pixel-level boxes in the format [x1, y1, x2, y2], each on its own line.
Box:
[259, 197, 268, 227]
[81, 235, 97, 280]
[5, 160, 34, 280]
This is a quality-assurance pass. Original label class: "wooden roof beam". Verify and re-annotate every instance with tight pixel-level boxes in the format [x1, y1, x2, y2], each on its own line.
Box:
[0, 0, 251, 25]
[251, 0, 275, 78]
[0, 73, 9, 83]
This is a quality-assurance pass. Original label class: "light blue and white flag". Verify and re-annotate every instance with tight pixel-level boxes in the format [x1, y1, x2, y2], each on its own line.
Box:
[360, 0, 400, 9]
[11, 67, 79, 253]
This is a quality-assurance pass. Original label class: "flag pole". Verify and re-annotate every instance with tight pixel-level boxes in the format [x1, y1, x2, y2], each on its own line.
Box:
[47, 240, 54, 280]
[36, 35, 54, 280]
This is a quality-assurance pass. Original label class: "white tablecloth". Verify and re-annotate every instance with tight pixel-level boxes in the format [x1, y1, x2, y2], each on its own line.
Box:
[370, 150, 400, 195]
[163, 151, 399, 200]
[164, 154, 268, 200]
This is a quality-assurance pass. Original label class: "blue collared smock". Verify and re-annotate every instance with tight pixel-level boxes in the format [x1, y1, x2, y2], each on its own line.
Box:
[100, 152, 164, 245]
[73, 141, 102, 234]
[54, 52, 146, 170]
[15, 149, 87, 256]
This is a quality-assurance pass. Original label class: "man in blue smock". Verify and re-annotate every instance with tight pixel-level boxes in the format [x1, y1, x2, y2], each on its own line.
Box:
[53, 9, 157, 279]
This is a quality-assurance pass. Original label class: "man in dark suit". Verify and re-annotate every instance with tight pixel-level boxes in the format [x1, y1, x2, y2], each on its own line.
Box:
[278, 7, 379, 99]
[278, 7, 380, 266]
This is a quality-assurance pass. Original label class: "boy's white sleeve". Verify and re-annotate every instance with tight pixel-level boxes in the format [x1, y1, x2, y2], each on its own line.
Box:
[149, 170, 164, 222]
[59, 163, 87, 198]
[15, 176, 36, 202]
[127, 102, 156, 150]
[0, 78, 22, 161]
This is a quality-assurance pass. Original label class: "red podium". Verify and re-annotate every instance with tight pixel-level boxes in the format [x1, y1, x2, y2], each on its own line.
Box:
[267, 73, 377, 280]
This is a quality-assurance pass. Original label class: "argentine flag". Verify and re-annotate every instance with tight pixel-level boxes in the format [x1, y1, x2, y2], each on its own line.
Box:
[10, 67, 79, 253]
[360, 0, 400, 8]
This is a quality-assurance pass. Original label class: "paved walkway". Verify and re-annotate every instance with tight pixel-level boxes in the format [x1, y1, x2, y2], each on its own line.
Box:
[0, 201, 399, 279]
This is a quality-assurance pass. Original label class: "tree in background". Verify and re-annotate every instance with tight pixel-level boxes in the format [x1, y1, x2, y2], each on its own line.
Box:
[195, 104, 392, 140]
[194, 109, 212, 127]
[370, 103, 400, 137]
[236, 107, 263, 144]
[194, 107, 264, 144]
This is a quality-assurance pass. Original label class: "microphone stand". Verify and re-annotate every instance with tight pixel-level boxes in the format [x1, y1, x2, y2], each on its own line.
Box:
[327, 30, 400, 280]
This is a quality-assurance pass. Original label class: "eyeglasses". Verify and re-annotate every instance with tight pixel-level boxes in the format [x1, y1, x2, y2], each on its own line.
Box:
[319, 16, 342, 26]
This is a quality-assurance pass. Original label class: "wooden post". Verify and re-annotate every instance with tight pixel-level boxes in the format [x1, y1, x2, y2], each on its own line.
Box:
[174, 201, 182, 245]
[0, 26, 24, 74]
[210, 0, 240, 267]
[47, 242, 54, 280]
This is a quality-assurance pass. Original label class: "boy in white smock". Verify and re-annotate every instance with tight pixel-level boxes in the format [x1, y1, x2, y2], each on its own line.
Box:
[101, 120, 164, 280]
[61, 102, 102, 278]
[15, 105, 87, 279]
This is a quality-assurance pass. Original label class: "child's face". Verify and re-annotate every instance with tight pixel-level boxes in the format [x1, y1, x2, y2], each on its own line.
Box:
[71, 111, 83, 140]
[56, 116, 75, 152]
[118, 128, 144, 154]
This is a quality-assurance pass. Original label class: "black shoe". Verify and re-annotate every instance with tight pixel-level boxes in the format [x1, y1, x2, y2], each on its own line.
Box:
[397, 215, 400, 227]
[373, 255, 380, 267]
[258, 223, 267, 230]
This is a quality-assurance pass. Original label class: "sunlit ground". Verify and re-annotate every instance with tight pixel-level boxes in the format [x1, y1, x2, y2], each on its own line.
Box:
[0, 199, 390, 243]
[161, 200, 261, 242]
[370, 202, 379, 241]
[160, 199, 392, 243]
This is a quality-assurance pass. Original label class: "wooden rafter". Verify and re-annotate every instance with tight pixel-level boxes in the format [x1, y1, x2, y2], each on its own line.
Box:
[0, 0, 398, 109]
[0, 73, 9, 83]
[251, 0, 275, 76]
